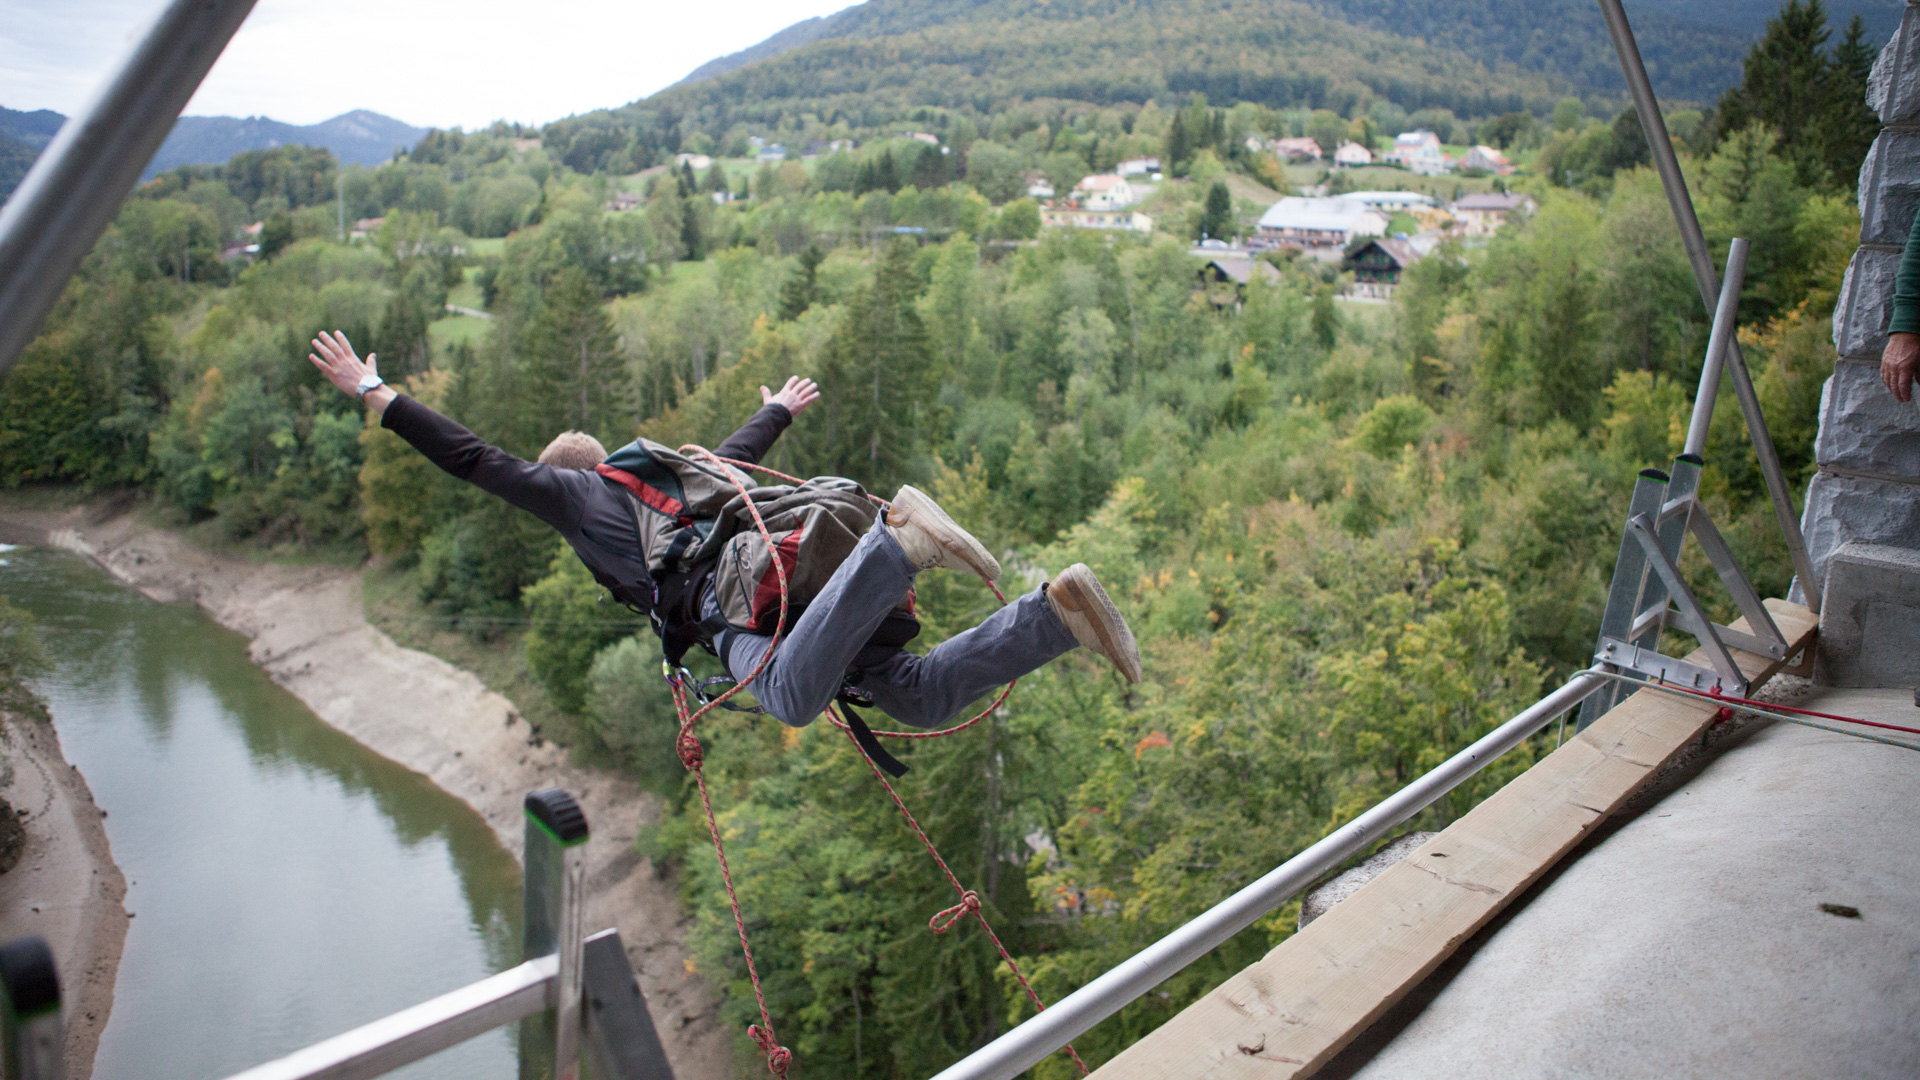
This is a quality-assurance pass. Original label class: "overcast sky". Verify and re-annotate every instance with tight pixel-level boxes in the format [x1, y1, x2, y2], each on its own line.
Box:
[1, 0, 859, 129]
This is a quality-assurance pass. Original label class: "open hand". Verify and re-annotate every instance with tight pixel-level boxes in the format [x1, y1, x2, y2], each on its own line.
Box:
[309, 330, 378, 397]
[762, 376, 821, 416]
[1883, 332, 1919, 403]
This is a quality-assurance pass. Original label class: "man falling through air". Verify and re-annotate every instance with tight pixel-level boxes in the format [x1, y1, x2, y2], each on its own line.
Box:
[308, 331, 1141, 731]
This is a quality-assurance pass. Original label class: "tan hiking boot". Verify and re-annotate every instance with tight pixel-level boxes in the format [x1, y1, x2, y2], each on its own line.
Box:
[886, 485, 1001, 582]
[1047, 563, 1142, 683]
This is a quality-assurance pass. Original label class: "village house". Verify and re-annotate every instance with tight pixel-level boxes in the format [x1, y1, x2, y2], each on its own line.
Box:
[1253, 197, 1388, 257]
[1116, 157, 1161, 177]
[1024, 171, 1055, 199]
[609, 190, 643, 212]
[903, 132, 940, 145]
[1071, 174, 1138, 211]
[1346, 237, 1422, 299]
[1344, 190, 1438, 213]
[1450, 191, 1537, 237]
[1332, 140, 1373, 167]
[1039, 203, 1154, 233]
[1386, 130, 1450, 175]
[1461, 145, 1514, 175]
[349, 216, 385, 240]
[1274, 137, 1323, 162]
[1195, 256, 1283, 308]
[674, 152, 713, 171]
[802, 139, 856, 158]
[756, 143, 787, 163]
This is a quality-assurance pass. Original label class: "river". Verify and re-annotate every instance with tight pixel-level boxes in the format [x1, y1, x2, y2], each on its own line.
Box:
[0, 544, 521, 1079]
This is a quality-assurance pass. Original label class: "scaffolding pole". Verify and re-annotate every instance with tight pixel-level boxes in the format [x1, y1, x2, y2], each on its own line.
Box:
[1596, 0, 1821, 612]
[0, 0, 260, 378]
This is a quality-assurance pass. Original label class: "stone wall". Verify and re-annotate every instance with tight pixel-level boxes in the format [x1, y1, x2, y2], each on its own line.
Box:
[1805, 2, 1920, 589]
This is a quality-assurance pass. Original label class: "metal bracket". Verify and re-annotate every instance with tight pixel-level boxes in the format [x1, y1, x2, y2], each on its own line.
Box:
[1595, 637, 1736, 693]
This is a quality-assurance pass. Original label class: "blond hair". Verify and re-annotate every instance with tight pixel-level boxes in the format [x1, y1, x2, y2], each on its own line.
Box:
[538, 431, 608, 470]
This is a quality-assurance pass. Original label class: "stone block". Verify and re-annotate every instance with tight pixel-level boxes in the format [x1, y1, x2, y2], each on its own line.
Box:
[1832, 246, 1902, 360]
[1813, 360, 1920, 477]
[1858, 131, 1920, 246]
[1816, 541, 1920, 686]
[1868, 6, 1920, 126]
[1800, 471, 1920, 587]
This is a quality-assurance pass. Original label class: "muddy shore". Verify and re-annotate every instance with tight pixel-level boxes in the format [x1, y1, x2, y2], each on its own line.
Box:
[0, 500, 730, 1080]
[0, 695, 129, 1080]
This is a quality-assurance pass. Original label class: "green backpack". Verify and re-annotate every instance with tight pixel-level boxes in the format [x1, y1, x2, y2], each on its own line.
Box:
[595, 438, 917, 660]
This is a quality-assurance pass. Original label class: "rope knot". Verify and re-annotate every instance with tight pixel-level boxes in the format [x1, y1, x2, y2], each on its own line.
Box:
[749, 1024, 792, 1077]
[930, 890, 982, 934]
[677, 728, 704, 770]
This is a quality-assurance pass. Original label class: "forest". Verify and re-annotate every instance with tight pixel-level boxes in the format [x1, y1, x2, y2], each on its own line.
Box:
[0, 2, 1874, 1075]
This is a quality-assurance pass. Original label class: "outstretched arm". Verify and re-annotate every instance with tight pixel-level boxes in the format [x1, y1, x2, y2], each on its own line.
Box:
[307, 330, 590, 531]
[714, 376, 821, 465]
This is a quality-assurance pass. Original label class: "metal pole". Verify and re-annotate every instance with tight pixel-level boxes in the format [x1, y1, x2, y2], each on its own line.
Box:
[927, 668, 1609, 1080]
[1684, 239, 1751, 457]
[0, 937, 62, 1080]
[523, 788, 589, 1080]
[0, 0, 260, 379]
[1597, 0, 1821, 612]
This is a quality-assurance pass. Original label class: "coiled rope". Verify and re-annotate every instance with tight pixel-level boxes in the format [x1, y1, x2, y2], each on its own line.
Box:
[663, 450, 1084, 1078]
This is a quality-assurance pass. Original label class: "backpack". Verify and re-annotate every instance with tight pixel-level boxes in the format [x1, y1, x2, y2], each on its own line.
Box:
[595, 438, 918, 661]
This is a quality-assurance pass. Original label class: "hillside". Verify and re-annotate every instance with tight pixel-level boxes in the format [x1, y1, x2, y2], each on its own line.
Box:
[0, 106, 67, 201]
[664, 0, 1862, 108]
[142, 110, 426, 179]
[547, 0, 1562, 173]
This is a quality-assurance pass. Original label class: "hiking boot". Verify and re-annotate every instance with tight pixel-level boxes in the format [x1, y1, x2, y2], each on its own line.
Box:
[886, 486, 1001, 582]
[1047, 563, 1142, 683]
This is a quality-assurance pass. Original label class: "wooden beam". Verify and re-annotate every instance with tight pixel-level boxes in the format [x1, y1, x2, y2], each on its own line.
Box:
[1089, 599, 1816, 1080]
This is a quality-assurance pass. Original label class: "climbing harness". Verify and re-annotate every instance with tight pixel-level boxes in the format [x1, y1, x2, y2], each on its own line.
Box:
[661, 448, 1084, 1078]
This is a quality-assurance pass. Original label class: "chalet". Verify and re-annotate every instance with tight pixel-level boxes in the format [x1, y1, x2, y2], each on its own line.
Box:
[1274, 137, 1323, 162]
[674, 153, 713, 171]
[1461, 145, 1513, 175]
[1116, 157, 1161, 177]
[349, 216, 385, 240]
[1344, 190, 1438, 212]
[1039, 202, 1154, 233]
[1072, 174, 1137, 211]
[609, 191, 643, 212]
[1451, 191, 1537, 237]
[1386, 130, 1450, 175]
[1254, 197, 1387, 255]
[1024, 171, 1055, 199]
[1196, 256, 1283, 308]
[1347, 237, 1422, 299]
[1332, 140, 1372, 167]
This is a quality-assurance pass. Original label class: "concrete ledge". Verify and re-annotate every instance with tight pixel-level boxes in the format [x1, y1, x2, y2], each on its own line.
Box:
[1817, 541, 1920, 686]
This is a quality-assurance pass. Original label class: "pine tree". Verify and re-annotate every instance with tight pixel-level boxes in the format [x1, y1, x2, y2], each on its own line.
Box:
[1821, 14, 1880, 185]
[874, 151, 901, 194]
[778, 245, 825, 322]
[524, 268, 631, 443]
[1198, 180, 1234, 241]
[1714, 0, 1871, 187]
[1166, 112, 1191, 172]
[817, 239, 941, 485]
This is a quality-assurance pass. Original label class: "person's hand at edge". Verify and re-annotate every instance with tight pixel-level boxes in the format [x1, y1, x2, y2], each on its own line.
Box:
[762, 376, 821, 417]
[308, 330, 397, 414]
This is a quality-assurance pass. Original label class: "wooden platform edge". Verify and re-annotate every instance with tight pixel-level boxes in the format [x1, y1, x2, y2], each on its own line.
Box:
[1088, 599, 1816, 1080]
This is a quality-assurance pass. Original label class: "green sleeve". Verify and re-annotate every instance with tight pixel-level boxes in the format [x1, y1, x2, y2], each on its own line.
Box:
[1892, 211, 1920, 336]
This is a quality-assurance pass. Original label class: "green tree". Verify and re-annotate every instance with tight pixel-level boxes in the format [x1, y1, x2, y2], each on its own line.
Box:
[778, 245, 825, 322]
[1197, 181, 1233, 242]
[524, 267, 632, 443]
[816, 239, 942, 485]
[523, 544, 634, 715]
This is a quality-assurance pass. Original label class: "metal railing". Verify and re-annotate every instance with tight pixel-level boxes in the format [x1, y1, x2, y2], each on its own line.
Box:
[926, 667, 1608, 1080]
[0, 789, 673, 1080]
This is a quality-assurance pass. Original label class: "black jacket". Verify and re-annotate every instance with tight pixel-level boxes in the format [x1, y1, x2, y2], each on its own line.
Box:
[380, 395, 792, 615]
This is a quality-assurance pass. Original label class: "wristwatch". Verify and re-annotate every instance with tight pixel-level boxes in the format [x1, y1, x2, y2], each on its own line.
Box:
[355, 372, 385, 400]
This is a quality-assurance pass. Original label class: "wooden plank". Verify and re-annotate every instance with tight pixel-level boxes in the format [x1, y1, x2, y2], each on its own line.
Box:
[1090, 599, 1816, 1080]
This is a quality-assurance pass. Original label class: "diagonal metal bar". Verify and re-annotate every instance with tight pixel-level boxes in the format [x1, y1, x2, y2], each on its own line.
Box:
[0, 0, 260, 378]
[1686, 505, 1788, 656]
[1625, 514, 1747, 693]
[1597, 0, 1820, 612]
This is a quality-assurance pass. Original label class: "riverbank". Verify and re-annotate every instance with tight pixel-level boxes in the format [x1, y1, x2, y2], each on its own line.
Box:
[0, 498, 731, 1080]
[0, 689, 129, 1080]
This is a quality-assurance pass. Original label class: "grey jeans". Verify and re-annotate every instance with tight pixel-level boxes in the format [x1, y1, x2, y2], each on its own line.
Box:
[712, 519, 1079, 728]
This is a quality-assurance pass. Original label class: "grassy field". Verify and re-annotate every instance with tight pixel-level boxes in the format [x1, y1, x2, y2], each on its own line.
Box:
[1282, 163, 1505, 200]
[464, 237, 507, 257]
[429, 313, 491, 354]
